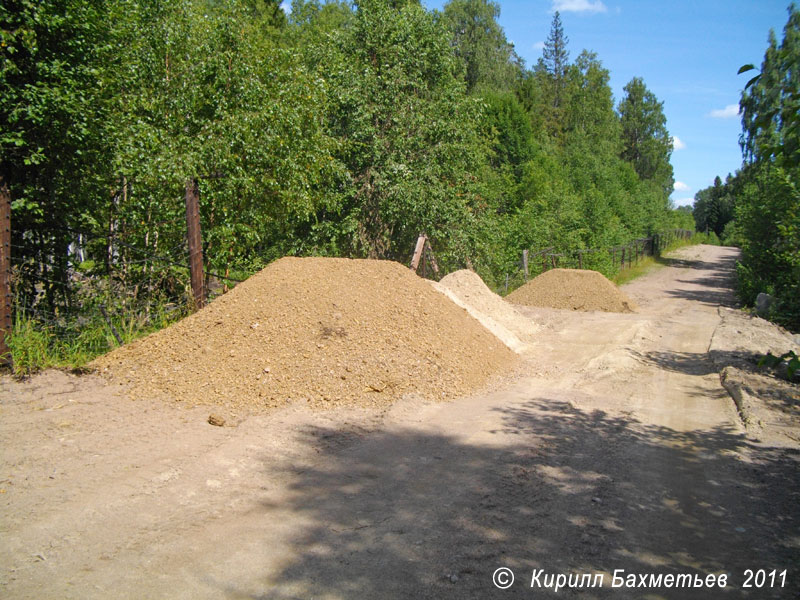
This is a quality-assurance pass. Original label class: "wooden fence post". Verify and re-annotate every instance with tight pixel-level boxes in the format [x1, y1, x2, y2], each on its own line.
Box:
[185, 178, 205, 310]
[0, 178, 11, 367]
[424, 240, 440, 279]
[410, 234, 427, 272]
[522, 249, 529, 281]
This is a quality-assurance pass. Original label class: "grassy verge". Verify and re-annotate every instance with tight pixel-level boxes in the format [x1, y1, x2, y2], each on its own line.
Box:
[611, 255, 664, 285]
[4, 303, 185, 378]
[611, 233, 721, 286]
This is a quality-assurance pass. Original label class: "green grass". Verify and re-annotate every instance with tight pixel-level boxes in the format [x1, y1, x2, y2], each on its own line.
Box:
[4, 302, 185, 378]
[611, 255, 664, 285]
[610, 233, 718, 286]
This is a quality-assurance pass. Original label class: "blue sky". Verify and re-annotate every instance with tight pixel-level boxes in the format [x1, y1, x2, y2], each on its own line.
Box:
[413, 0, 793, 207]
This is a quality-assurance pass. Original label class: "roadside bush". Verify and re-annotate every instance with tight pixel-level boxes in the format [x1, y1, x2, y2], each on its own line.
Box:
[721, 220, 741, 247]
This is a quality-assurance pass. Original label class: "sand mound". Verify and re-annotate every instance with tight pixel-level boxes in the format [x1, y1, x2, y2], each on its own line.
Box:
[507, 268, 637, 313]
[432, 270, 538, 353]
[92, 257, 516, 410]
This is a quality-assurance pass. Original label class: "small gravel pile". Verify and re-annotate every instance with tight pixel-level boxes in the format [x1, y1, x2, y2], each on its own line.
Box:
[433, 270, 538, 353]
[92, 257, 516, 410]
[507, 268, 637, 313]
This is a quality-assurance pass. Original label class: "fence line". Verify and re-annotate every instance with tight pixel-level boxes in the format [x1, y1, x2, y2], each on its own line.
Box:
[3, 162, 697, 369]
[501, 229, 694, 294]
[2, 173, 249, 362]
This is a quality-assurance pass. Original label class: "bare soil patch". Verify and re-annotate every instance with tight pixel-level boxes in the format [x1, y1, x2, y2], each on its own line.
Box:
[2, 245, 798, 600]
[507, 268, 637, 313]
[711, 307, 800, 443]
[91, 257, 516, 411]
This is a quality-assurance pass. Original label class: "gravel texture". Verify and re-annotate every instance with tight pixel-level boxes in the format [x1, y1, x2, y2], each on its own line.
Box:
[507, 268, 637, 313]
[91, 257, 516, 410]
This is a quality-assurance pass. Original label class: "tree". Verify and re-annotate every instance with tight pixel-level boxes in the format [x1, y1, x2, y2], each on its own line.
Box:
[522, 11, 572, 141]
[440, 0, 521, 94]
[542, 11, 569, 109]
[318, 0, 489, 264]
[0, 0, 112, 309]
[542, 11, 569, 88]
[288, 0, 354, 44]
[243, 0, 288, 31]
[563, 51, 620, 155]
[734, 163, 799, 327]
[104, 0, 343, 278]
[739, 3, 800, 170]
[693, 175, 735, 237]
[479, 90, 534, 213]
[618, 77, 674, 195]
[734, 4, 799, 328]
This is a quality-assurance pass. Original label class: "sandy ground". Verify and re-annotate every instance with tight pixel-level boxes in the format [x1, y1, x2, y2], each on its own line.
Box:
[1, 244, 798, 599]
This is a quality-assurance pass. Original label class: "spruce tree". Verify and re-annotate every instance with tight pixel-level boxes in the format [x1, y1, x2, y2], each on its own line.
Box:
[542, 11, 569, 107]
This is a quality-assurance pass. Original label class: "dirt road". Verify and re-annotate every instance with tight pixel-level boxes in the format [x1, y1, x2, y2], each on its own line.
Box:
[1, 244, 798, 599]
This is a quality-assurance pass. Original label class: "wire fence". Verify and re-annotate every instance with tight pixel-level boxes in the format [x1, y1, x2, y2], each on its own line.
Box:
[8, 225, 695, 339]
[0, 169, 696, 372]
[5, 198, 245, 361]
[497, 229, 694, 295]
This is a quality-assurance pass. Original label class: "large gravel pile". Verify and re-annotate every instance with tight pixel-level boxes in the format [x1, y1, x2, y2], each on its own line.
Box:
[433, 270, 538, 353]
[507, 268, 637, 313]
[92, 257, 516, 410]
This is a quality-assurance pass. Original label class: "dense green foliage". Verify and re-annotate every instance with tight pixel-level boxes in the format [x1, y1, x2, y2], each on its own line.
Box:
[618, 77, 674, 196]
[694, 4, 799, 330]
[1, 0, 111, 309]
[2, 0, 691, 364]
[693, 176, 735, 238]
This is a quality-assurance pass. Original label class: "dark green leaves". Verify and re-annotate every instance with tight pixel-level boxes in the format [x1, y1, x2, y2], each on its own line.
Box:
[758, 350, 799, 380]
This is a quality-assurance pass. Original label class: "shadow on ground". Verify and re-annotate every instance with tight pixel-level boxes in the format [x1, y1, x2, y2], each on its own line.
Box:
[221, 396, 800, 599]
[654, 252, 741, 309]
[635, 349, 762, 377]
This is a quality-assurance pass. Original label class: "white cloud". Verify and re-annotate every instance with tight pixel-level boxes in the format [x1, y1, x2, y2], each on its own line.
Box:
[673, 197, 695, 207]
[553, 0, 608, 13]
[533, 41, 546, 51]
[672, 136, 686, 150]
[674, 181, 690, 192]
[709, 104, 740, 119]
